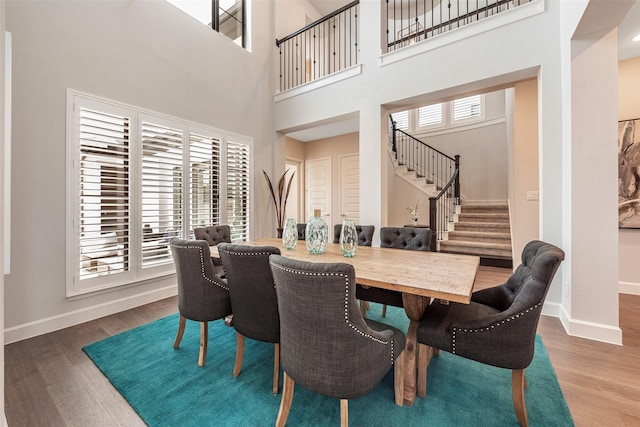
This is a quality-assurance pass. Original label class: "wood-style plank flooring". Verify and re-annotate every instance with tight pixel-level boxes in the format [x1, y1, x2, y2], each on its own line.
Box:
[4, 266, 640, 426]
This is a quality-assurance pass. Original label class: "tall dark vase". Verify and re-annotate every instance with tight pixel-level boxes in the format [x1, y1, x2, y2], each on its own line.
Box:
[277, 228, 283, 238]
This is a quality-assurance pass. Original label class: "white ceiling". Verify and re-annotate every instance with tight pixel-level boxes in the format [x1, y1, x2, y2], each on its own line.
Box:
[290, 0, 640, 142]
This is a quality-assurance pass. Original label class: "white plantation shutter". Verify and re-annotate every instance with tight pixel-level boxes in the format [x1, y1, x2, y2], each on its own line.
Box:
[78, 107, 131, 281]
[68, 91, 253, 295]
[227, 140, 251, 242]
[190, 132, 221, 230]
[453, 95, 482, 121]
[140, 120, 183, 268]
[418, 103, 443, 127]
[392, 110, 409, 130]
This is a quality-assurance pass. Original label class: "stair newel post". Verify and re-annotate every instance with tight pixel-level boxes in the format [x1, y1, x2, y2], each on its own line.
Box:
[454, 155, 461, 204]
[391, 118, 397, 157]
[429, 196, 438, 252]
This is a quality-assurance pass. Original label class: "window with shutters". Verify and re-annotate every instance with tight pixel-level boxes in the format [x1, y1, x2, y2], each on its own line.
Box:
[392, 95, 484, 135]
[391, 110, 409, 130]
[67, 91, 252, 296]
[417, 103, 444, 129]
[452, 95, 483, 122]
[227, 139, 251, 242]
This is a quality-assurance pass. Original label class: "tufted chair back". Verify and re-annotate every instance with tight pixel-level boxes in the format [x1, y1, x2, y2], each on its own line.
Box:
[194, 225, 232, 246]
[194, 225, 232, 267]
[415, 240, 565, 426]
[269, 254, 406, 424]
[379, 227, 430, 251]
[332, 224, 375, 246]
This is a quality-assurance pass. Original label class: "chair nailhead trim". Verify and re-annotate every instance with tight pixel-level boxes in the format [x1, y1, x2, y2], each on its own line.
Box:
[270, 262, 396, 362]
[450, 303, 542, 354]
[172, 244, 229, 290]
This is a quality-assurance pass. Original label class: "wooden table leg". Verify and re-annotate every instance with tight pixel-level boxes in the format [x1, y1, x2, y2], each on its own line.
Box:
[401, 293, 430, 406]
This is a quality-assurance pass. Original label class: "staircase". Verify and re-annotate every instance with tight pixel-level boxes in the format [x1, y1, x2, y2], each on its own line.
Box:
[388, 115, 513, 266]
[439, 203, 513, 267]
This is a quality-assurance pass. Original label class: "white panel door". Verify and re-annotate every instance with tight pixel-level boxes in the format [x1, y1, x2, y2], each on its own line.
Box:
[305, 157, 331, 227]
[340, 154, 360, 223]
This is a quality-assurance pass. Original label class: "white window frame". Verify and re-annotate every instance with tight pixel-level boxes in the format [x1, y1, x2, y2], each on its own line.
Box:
[450, 94, 484, 124]
[66, 90, 253, 296]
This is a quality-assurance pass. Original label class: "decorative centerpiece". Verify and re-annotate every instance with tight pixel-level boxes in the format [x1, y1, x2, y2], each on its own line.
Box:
[407, 199, 421, 226]
[340, 219, 358, 257]
[305, 209, 328, 254]
[263, 169, 295, 238]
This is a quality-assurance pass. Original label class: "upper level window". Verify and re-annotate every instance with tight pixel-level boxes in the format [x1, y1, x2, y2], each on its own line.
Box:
[392, 94, 484, 134]
[392, 110, 409, 130]
[166, 0, 246, 48]
[452, 95, 483, 121]
[418, 103, 443, 128]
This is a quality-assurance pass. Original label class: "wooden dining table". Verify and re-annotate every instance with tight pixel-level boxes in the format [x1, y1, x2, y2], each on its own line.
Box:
[211, 238, 479, 406]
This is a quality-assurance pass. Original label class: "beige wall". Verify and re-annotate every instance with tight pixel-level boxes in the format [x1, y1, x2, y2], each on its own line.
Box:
[286, 132, 359, 226]
[511, 78, 540, 261]
[618, 56, 640, 292]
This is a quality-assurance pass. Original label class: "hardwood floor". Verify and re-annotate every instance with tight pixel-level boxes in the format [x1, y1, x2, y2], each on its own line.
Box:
[4, 266, 640, 426]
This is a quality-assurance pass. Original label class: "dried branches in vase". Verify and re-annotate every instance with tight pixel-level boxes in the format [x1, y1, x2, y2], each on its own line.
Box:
[407, 199, 420, 224]
[263, 169, 295, 237]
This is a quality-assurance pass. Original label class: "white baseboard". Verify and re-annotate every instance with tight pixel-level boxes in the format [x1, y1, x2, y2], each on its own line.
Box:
[620, 281, 640, 295]
[557, 304, 622, 345]
[4, 285, 177, 344]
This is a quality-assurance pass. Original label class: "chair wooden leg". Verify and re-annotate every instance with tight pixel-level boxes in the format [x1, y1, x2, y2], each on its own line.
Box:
[417, 343, 431, 398]
[233, 332, 245, 377]
[273, 343, 280, 395]
[359, 300, 367, 318]
[394, 351, 405, 406]
[382, 304, 387, 317]
[340, 399, 349, 427]
[276, 372, 295, 427]
[198, 322, 208, 367]
[512, 369, 528, 427]
[173, 315, 186, 349]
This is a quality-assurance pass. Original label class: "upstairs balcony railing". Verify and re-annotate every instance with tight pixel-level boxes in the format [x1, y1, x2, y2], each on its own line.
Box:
[276, 1, 359, 92]
[389, 116, 460, 251]
[386, 0, 534, 52]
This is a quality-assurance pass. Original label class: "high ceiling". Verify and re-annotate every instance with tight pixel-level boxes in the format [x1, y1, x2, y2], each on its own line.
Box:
[291, 0, 640, 142]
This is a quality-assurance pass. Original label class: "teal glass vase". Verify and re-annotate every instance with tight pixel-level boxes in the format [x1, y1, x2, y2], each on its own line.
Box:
[305, 209, 328, 254]
[282, 218, 298, 250]
[340, 219, 358, 257]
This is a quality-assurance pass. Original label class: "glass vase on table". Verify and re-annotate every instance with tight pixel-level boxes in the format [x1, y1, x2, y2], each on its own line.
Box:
[282, 218, 298, 250]
[305, 209, 328, 254]
[340, 219, 358, 257]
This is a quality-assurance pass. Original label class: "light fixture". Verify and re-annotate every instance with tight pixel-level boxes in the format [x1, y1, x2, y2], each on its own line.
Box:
[633, 33, 640, 42]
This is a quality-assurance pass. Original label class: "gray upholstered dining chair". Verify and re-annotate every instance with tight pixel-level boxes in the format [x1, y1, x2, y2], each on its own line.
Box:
[217, 243, 282, 394]
[194, 225, 232, 275]
[358, 226, 432, 317]
[416, 240, 565, 427]
[332, 223, 375, 246]
[169, 238, 232, 367]
[269, 255, 406, 426]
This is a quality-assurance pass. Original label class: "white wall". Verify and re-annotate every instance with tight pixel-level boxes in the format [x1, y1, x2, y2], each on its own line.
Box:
[618, 56, 640, 296]
[4, 0, 276, 342]
[1, 0, 7, 420]
[273, 0, 624, 343]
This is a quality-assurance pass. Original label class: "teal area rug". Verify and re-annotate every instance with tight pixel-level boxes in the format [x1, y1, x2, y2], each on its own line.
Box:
[83, 304, 574, 426]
